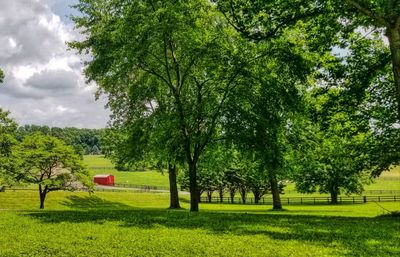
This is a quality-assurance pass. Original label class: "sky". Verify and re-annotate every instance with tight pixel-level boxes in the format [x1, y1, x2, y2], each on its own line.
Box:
[0, 0, 110, 128]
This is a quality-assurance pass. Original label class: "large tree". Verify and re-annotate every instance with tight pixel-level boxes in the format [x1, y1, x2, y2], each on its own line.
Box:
[216, 0, 400, 117]
[12, 134, 92, 209]
[223, 29, 314, 209]
[71, 0, 250, 211]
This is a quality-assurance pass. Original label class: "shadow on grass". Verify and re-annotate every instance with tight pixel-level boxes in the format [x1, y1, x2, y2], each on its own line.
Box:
[60, 195, 132, 210]
[24, 195, 400, 257]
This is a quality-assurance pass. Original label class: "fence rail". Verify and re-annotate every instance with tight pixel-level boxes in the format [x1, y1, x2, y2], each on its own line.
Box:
[282, 189, 400, 195]
[112, 184, 400, 195]
[113, 183, 170, 191]
[200, 195, 400, 205]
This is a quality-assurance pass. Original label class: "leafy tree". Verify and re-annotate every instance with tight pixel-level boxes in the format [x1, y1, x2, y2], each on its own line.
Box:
[12, 134, 92, 209]
[103, 113, 184, 209]
[290, 118, 373, 204]
[223, 31, 312, 209]
[216, 0, 400, 116]
[71, 0, 249, 211]
[196, 142, 234, 202]
[91, 145, 101, 155]
[0, 69, 4, 83]
[0, 109, 17, 188]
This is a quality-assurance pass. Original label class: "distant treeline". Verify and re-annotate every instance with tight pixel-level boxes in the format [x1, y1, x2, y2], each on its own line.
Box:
[16, 125, 104, 155]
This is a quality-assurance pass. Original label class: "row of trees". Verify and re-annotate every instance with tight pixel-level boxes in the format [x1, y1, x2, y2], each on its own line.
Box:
[70, 0, 400, 211]
[16, 125, 104, 155]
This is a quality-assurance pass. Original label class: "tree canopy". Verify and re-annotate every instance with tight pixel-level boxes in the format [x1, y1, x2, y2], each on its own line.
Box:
[216, 0, 400, 117]
[71, 0, 259, 211]
[12, 133, 92, 209]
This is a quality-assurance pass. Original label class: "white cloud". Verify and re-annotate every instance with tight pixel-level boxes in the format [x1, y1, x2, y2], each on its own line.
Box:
[0, 0, 109, 128]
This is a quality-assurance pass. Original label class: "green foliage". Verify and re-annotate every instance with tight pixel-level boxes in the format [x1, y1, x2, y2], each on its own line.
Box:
[11, 134, 92, 208]
[70, 0, 257, 211]
[217, 0, 400, 115]
[16, 125, 104, 155]
[0, 68, 4, 83]
[0, 108, 17, 186]
[287, 86, 381, 201]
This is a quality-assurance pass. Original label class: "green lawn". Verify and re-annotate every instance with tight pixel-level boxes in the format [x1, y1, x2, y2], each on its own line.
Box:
[0, 190, 399, 257]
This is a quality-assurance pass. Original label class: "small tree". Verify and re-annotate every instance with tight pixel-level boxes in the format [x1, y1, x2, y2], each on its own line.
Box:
[288, 88, 375, 204]
[12, 133, 92, 209]
[0, 69, 4, 83]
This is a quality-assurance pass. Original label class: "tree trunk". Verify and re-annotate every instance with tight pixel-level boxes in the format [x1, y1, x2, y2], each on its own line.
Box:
[253, 190, 261, 204]
[168, 163, 181, 209]
[207, 191, 212, 203]
[229, 188, 235, 203]
[218, 188, 224, 203]
[188, 161, 199, 212]
[240, 188, 247, 204]
[386, 26, 400, 118]
[39, 185, 47, 209]
[330, 190, 338, 204]
[270, 176, 282, 209]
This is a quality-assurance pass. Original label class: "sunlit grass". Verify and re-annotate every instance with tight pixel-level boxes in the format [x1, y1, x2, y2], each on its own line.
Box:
[0, 190, 399, 257]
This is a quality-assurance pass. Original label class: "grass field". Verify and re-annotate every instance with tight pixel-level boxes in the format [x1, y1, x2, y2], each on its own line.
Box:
[0, 190, 399, 257]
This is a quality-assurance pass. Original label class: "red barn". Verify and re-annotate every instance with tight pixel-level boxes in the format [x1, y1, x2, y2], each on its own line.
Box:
[93, 174, 115, 186]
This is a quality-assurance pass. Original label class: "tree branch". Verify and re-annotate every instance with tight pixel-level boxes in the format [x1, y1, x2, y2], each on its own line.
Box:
[344, 0, 388, 27]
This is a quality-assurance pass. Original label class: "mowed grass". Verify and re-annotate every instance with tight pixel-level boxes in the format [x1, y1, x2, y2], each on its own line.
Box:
[0, 190, 399, 257]
[83, 155, 170, 187]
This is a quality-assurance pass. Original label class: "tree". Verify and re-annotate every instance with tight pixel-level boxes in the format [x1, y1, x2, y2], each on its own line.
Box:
[12, 134, 92, 209]
[290, 118, 373, 204]
[0, 109, 17, 188]
[196, 142, 234, 203]
[103, 112, 184, 209]
[71, 0, 249, 211]
[216, 0, 400, 117]
[223, 31, 313, 209]
[0, 69, 4, 83]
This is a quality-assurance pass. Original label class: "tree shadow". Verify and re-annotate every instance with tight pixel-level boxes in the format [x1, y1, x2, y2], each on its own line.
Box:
[60, 195, 133, 210]
[24, 202, 400, 256]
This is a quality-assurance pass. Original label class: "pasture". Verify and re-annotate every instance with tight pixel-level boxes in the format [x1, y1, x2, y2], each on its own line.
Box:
[0, 155, 398, 257]
[0, 190, 399, 257]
